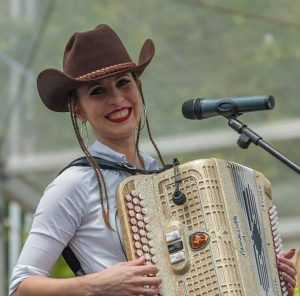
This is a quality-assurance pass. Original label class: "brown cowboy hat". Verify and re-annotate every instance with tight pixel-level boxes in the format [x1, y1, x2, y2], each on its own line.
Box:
[37, 24, 155, 112]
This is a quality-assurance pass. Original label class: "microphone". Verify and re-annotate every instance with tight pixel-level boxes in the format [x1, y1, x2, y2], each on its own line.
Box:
[182, 95, 275, 120]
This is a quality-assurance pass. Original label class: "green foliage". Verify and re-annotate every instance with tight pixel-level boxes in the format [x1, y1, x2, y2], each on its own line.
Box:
[51, 256, 74, 278]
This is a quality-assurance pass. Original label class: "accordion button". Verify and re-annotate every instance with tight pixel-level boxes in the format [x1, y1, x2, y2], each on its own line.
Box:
[136, 249, 144, 257]
[128, 210, 135, 217]
[130, 218, 137, 225]
[135, 241, 142, 249]
[145, 253, 151, 261]
[125, 194, 132, 201]
[133, 198, 140, 205]
[137, 221, 145, 228]
[165, 230, 181, 243]
[140, 229, 146, 236]
[170, 251, 185, 264]
[150, 248, 156, 255]
[142, 208, 148, 215]
[148, 240, 155, 248]
[143, 245, 149, 252]
[152, 256, 158, 264]
[136, 213, 143, 220]
[146, 232, 153, 239]
[134, 206, 141, 213]
[145, 224, 151, 231]
[140, 200, 146, 207]
[126, 202, 134, 210]
[138, 193, 145, 200]
[141, 237, 148, 244]
[131, 226, 139, 233]
[144, 216, 150, 224]
[131, 190, 139, 197]
[133, 234, 140, 241]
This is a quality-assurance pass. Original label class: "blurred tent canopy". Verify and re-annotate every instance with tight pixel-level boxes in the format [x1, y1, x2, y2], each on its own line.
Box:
[0, 0, 299, 215]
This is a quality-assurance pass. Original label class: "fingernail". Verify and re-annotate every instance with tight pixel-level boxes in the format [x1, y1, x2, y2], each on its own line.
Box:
[277, 256, 284, 262]
[288, 283, 292, 289]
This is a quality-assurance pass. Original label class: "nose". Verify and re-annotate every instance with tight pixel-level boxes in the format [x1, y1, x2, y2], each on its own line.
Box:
[107, 87, 124, 105]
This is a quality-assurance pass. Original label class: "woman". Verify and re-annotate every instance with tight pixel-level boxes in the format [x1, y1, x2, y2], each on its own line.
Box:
[9, 24, 297, 296]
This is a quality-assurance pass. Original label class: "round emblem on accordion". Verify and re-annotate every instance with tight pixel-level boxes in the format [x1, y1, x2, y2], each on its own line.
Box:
[189, 231, 210, 251]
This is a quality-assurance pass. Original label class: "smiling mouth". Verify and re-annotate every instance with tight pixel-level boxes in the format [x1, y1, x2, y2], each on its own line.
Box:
[106, 107, 132, 123]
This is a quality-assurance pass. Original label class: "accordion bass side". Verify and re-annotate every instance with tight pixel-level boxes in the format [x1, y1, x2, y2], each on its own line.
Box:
[116, 159, 287, 296]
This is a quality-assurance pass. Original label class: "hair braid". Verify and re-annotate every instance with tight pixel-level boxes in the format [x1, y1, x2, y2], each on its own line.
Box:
[68, 96, 113, 230]
[138, 89, 166, 166]
[133, 73, 166, 167]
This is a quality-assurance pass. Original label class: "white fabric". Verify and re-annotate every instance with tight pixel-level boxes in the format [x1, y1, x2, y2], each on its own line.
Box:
[9, 141, 159, 295]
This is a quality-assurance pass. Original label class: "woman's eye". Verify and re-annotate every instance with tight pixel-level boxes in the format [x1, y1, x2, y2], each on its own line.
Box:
[90, 87, 104, 96]
[117, 79, 130, 87]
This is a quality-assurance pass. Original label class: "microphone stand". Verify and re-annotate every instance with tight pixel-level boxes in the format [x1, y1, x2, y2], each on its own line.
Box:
[227, 116, 300, 175]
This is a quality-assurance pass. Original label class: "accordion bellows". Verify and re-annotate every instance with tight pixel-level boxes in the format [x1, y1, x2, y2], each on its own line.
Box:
[116, 159, 287, 296]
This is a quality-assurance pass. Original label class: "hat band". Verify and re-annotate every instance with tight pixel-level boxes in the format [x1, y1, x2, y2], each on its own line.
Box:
[75, 62, 136, 81]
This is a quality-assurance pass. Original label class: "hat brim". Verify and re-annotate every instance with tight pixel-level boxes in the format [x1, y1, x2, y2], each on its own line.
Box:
[37, 39, 155, 112]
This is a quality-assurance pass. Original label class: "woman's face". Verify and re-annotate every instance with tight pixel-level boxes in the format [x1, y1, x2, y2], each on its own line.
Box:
[75, 73, 142, 145]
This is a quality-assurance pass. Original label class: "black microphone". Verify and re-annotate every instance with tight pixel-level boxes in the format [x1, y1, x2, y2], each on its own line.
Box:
[182, 95, 275, 120]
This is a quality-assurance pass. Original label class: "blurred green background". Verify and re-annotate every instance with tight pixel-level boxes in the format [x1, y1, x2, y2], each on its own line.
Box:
[1, 0, 299, 291]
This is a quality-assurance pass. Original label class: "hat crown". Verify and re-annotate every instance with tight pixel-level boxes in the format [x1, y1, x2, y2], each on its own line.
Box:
[63, 24, 132, 78]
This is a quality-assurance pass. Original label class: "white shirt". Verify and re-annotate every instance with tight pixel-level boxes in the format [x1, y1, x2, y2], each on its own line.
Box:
[9, 141, 159, 295]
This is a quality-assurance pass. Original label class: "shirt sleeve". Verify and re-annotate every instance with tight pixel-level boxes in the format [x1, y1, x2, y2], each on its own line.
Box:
[9, 167, 90, 295]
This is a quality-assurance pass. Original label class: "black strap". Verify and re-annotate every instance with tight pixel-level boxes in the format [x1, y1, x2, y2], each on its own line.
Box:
[62, 246, 85, 276]
[58, 156, 172, 176]
[59, 156, 171, 276]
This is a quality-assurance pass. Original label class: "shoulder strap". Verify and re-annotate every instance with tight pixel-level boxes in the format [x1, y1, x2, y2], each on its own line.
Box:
[59, 156, 171, 276]
[62, 245, 85, 276]
[58, 156, 171, 176]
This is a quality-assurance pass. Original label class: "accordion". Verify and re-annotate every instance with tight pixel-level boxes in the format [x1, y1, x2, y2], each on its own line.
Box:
[116, 159, 287, 296]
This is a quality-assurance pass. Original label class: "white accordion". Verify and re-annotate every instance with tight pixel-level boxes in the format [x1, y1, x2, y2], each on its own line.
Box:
[116, 159, 287, 296]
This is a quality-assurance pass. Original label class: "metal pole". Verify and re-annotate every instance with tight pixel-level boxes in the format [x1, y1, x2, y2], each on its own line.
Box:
[8, 201, 21, 274]
[0, 192, 5, 296]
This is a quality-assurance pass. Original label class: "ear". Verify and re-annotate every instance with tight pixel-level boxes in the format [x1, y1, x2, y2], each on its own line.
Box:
[72, 104, 87, 122]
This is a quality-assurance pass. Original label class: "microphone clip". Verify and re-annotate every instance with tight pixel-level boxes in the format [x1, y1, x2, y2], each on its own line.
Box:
[215, 99, 241, 118]
[172, 158, 186, 206]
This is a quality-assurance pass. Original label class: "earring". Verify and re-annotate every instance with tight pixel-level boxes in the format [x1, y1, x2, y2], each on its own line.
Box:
[80, 121, 89, 147]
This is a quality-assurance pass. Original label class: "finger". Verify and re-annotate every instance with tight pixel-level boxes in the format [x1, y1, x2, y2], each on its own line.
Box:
[133, 264, 159, 276]
[277, 257, 297, 272]
[277, 261, 297, 280]
[138, 276, 162, 287]
[279, 271, 296, 289]
[136, 286, 160, 296]
[126, 256, 146, 266]
[286, 282, 294, 296]
[282, 249, 296, 260]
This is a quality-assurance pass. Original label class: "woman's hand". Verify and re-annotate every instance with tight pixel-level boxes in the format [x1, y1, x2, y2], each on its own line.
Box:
[277, 248, 297, 296]
[79, 256, 161, 296]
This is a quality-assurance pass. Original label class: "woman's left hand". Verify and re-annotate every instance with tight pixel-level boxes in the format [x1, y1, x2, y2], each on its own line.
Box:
[277, 248, 297, 295]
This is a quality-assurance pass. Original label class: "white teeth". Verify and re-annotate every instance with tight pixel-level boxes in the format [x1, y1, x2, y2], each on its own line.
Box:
[108, 109, 129, 120]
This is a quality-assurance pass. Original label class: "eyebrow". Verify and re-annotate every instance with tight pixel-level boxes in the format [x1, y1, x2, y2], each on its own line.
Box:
[114, 73, 131, 79]
[86, 73, 131, 91]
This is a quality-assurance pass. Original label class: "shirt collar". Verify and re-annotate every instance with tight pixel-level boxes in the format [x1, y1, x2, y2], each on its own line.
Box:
[89, 140, 160, 170]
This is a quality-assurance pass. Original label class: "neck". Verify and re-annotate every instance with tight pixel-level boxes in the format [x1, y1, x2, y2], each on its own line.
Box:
[98, 136, 143, 168]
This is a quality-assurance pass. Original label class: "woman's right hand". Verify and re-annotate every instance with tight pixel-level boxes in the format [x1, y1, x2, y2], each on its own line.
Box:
[79, 256, 161, 296]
